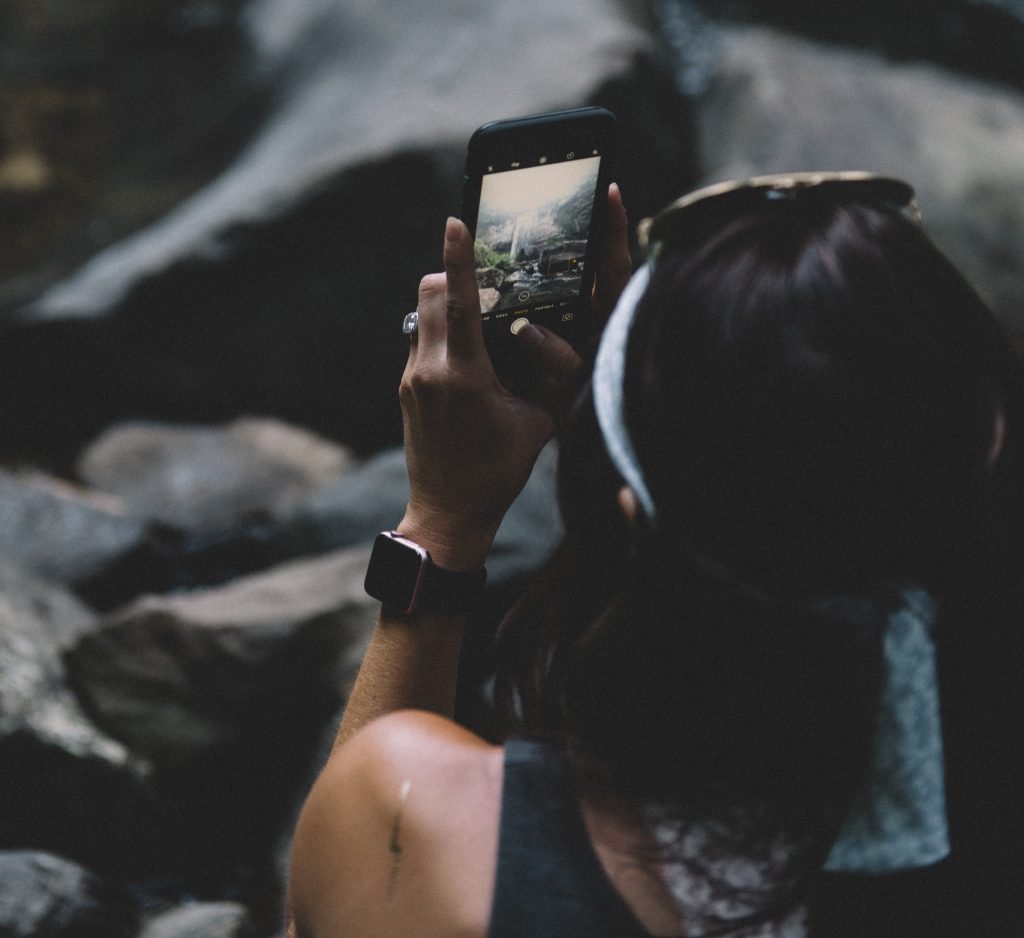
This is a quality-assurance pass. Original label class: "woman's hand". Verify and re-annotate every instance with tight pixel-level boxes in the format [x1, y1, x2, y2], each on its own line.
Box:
[397, 185, 631, 571]
[397, 218, 557, 570]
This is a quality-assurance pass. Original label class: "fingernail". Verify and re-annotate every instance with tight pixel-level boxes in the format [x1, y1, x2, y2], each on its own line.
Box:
[445, 217, 462, 244]
[516, 323, 544, 349]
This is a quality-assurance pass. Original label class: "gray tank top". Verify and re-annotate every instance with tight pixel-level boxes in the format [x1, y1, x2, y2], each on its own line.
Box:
[487, 739, 653, 937]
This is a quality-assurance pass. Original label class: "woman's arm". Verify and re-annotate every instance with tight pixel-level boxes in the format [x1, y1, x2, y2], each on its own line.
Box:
[334, 185, 631, 750]
[287, 188, 629, 937]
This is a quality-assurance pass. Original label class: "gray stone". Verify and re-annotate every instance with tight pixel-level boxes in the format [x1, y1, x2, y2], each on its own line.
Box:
[0, 553, 134, 769]
[25, 0, 656, 321]
[65, 546, 376, 766]
[0, 851, 138, 938]
[138, 901, 254, 938]
[0, 556, 152, 875]
[0, 468, 148, 584]
[696, 25, 1024, 344]
[77, 417, 352, 535]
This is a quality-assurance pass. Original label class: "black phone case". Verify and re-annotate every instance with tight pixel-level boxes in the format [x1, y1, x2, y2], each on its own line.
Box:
[461, 107, 617, 386]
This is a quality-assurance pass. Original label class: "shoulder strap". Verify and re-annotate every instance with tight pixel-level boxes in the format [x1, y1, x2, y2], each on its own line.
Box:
[488, 739, 650, 937]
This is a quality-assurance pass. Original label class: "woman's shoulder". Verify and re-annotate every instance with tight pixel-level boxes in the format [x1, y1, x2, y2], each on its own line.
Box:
[289, 711, 504, 938]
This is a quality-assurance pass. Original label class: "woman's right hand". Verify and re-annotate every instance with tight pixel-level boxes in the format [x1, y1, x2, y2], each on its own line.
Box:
[396, 218, 560, 571]
[396, 185, 631, 571]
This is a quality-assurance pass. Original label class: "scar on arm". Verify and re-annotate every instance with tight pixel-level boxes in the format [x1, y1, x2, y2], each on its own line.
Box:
[388, 779, 412, 900]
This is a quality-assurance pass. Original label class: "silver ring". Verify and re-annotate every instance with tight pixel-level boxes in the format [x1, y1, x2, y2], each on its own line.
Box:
[402, 310, 419, 341]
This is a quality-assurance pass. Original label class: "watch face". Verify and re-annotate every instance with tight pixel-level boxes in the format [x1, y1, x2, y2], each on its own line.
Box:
[364, 533, 428, 611]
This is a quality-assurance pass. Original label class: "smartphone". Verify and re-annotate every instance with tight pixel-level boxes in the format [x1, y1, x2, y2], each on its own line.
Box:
[461, 107, 617, 381]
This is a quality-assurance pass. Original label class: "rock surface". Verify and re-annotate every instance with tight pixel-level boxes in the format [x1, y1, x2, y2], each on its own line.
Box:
[0, 0, 693, 465]
[78, 417, 352, 535]
[138, 901, 255, 938]
[0, 851, 138, 938]
[66, 546, 376, 766]
[0, 553, 126, 764]
[0, 468, 149, 584]
[0, 555, 152, 874]
[695, 25, 1024, 345]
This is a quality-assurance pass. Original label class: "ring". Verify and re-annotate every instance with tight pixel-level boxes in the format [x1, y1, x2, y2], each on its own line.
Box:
[402, 310, 419, 341]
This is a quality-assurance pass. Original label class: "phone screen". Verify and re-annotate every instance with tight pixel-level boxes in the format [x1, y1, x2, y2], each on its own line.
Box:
[462, 107, 615, 378]
[474, 153, 603, 331]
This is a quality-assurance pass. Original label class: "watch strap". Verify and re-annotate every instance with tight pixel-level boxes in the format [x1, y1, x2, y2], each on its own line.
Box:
[418, 561, 487, 614]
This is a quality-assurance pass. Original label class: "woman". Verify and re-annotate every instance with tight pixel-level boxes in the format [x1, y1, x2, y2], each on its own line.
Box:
[287, 176, 1024, 936]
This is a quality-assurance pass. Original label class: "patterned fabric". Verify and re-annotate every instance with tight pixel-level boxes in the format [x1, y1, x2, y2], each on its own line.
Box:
[822, 587, 950, 872]
[646, 804, 810, 936]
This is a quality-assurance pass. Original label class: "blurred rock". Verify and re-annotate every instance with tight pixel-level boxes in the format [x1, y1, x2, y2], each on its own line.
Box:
[0, 468, 149, 584]
[0, 851, 138, 938]
[0, 0, 694, 465]
[696, 26, 1024, 346]
[77, 417, 351, 535]
[86, 436, 562, 609]
[65, 546, 375, 766]
[139, 901, 255, 938]
[0, 555, 152, 872]
[692, 0, 1024, 93]
[0, 0, 265, 311]
[0, 553, 126, 764]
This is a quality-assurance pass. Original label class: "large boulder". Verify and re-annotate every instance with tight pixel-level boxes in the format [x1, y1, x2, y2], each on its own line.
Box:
[77, 417, 352, 535]
[0, 555, 152, 871]
[695, 26, 1024, 345]
[74, 433, 562, 610]
[63, 546, 379, 914]
[0, 468, 149, 585]
[0, 0, 694, 465]
[65, 546, 376, 767]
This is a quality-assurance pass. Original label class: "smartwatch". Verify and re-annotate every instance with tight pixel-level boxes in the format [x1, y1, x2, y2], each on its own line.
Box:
[364, 531, 487, 615]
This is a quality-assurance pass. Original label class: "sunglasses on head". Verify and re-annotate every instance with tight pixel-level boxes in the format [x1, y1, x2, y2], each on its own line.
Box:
[638, 171, 920, 259]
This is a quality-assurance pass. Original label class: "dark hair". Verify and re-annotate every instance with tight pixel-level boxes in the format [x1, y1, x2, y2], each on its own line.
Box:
[494, 199, 1024, 933]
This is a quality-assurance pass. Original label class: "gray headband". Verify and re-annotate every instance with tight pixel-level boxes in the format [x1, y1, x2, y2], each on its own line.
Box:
[594, 264, 949, 874]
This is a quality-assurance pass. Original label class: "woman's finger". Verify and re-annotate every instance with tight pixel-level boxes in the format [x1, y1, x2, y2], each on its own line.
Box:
[415, 272, 448, 360]
[516, 322, 582, 389]
[441, 217, 486, 364]
[592, 183, 633, 326]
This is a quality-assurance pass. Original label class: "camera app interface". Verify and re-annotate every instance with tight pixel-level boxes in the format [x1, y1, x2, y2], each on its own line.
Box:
[474, 154, 602, 324]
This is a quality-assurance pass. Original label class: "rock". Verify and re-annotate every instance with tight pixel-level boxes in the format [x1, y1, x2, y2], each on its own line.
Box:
[138, 901, 254, 938]
[0, 851, 138, 938]
[0, 551, 136, 768]
[77, 417, 352, 535]
[695, 25, 1024, 345]
[0, 555, 152, 872]
[0, 468, 149, 584]
[65, 546, 376, 767]
[0, 0, 269, 313]
[692, 0, 1024, 93]
[0, 0, 694, 464]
